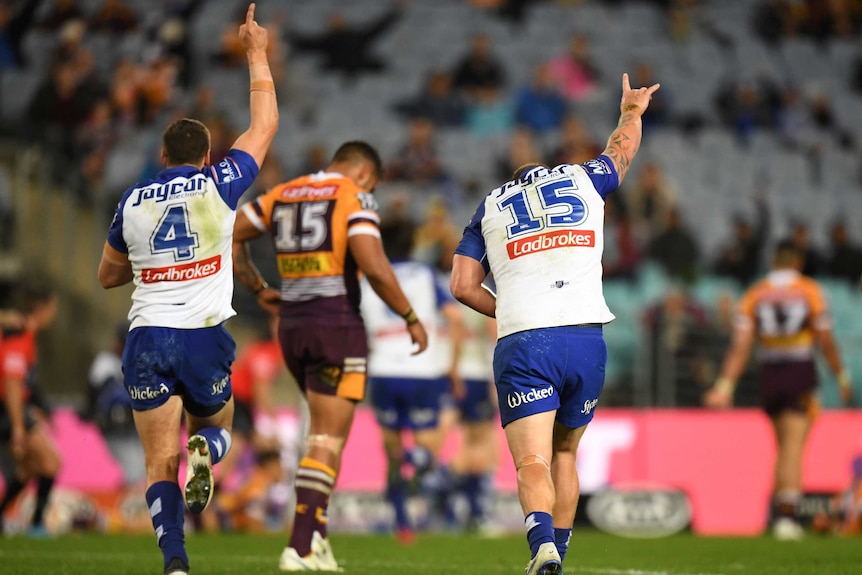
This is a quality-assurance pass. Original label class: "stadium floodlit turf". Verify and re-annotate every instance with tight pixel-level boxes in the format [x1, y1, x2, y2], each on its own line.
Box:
[0, 531, 860, 575]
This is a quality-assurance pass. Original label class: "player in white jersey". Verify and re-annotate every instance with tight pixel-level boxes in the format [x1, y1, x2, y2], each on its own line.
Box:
[360, 222, 463, 543]
[97, 6, 278, 575]
[451, 74, 659, 575]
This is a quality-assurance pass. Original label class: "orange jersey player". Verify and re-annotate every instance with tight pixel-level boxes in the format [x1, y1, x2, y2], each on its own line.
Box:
[705, 239, 852, 540]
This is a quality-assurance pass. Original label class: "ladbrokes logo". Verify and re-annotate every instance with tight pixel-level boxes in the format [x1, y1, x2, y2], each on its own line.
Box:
[507, 385, 555, 409]
[142, 255, 221, 283]
[507, 230, 595, 259]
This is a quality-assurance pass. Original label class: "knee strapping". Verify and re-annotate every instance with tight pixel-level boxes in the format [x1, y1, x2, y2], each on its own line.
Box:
[306, 434, 346, 458]
[516, 454, 551, 472]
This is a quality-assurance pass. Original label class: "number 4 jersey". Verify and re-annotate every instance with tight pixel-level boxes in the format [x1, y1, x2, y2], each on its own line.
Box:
[455, 157, 619, 339]
[107, 149, 259, 329]
[240, 170, 380, 327]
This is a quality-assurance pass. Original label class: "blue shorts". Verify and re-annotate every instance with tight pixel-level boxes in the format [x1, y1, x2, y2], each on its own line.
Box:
[493, 326, 606, 428]
[370, 377, 449, 431]
[458, 378, 497, 423]
[123, 325, 236, 416]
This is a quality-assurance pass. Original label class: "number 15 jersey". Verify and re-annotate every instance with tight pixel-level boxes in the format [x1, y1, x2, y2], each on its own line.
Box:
[455, 158, 619, 339]
[106, 149, 259, 330]
[240, 170, 380, 327]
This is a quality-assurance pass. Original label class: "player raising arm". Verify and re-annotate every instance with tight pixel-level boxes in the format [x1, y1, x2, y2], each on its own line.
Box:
[96, 5, 277, 575]
[450, 73, 658, 575]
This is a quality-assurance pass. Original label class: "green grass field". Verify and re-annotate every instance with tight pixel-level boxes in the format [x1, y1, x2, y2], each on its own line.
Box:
[0, 531, 860, 575]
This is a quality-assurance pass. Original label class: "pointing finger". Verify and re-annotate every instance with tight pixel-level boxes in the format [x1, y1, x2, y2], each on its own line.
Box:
[622, 72, 630, 92]
[246, 3, 256, 26]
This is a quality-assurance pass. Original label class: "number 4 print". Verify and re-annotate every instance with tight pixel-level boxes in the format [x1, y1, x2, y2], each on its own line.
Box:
[150, 204, 199, 261]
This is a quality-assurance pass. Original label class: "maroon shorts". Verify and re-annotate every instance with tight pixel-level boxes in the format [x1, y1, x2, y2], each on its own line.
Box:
[278, 322, 369, 401]
[759, 359, 818, 417]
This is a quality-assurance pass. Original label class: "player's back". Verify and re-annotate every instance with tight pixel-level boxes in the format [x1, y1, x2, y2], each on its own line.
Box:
[108, 150, 258, 329]
[738, 269, 828, 363]
[473, 161, 618, 338]
[244, 170, 379, 327]
[361, 261, 451, 379]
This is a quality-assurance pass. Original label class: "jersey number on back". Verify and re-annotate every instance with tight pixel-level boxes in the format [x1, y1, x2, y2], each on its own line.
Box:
[756, 301, 809, 336]
[150, 203, 199, 261]
[273, 201, 334, 252]
[498, 177, 587, 239]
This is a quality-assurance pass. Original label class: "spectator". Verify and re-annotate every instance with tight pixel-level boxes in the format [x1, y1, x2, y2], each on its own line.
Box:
[603, 198, 641, 281]
[550, 114, 601, 165]
[752, 0, 795, 45]
[90, 0, 139, 35]
[646, 207, 700, 282]
[216, 448, 285, 532]
[826, 221, 862, 285]
[76, 98, 121, 195]
[295, 143, 328, 177]
[791, 221, 825, 277]
[514, 63, 568, 134]
[466, 86, 514, 138]
[547, 35, 600, 102]
[81, 321, 145, 490]
[0, 0, 42, 70]
[393, 71, 466, 128]
[642, 286, 714, 406]
[0, 166, 13, 249]
[451, 34, 506, 97]
[413, 196, 460, 268]
[387, 118, 449, 185]
[40, 0, 84, 31]
[496, 127, 543, 182]
[715, 76, 782, 144]
[287, 3, 403, 81]
[149, 0, 206, 88]
[626, 161, 677, 244]
[713, 194, 770, 285]
[470, 0, 540, 25]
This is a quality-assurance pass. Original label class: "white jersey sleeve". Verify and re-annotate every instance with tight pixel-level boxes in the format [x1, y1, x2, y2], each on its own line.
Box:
[455, 158, 619, 339]
[106, 149, 259, 329]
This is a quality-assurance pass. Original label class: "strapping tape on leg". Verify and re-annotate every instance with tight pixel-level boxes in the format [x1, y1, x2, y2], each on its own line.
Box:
[307, 434, 346, 456]
[516, 454, 551, 471]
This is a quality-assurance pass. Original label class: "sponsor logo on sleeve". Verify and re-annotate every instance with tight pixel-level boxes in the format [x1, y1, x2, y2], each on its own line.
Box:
[582, 158, 611, 175]
[507, 230, 595, 259]
[216, 158, 239, 183]
[141, 255, 221, 283]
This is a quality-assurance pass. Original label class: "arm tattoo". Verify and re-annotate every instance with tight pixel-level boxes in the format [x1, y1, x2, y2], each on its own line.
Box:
[602, 111, 643, 183]
[233, 241, 265, 292]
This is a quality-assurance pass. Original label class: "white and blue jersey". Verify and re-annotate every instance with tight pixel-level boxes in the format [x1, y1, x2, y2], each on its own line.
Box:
[361, 261, 453, 430]
[105, 149, 259, 412]
[107, 149, 259, 330]
[454, 157, 618, 428]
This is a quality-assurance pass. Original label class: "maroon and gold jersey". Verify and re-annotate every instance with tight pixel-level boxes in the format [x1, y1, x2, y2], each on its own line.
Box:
[241, 170, 380, 326]
[735, 269, 830, 363]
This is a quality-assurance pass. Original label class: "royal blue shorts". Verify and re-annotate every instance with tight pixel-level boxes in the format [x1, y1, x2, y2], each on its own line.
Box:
[369, 376, 449, 431]
[457, 378, 497, 423]
[493, 326, 606, 428]
[122, 324, 236, 416]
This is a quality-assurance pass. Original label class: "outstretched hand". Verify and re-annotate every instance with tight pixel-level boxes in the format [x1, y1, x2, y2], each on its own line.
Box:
[239, 3, 268, 53]
[620, 72, 660, 115]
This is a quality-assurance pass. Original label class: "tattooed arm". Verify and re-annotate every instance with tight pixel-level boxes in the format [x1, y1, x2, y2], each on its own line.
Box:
[601, 73, 660, 184]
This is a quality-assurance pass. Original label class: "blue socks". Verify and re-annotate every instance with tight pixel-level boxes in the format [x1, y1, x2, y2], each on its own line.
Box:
[525, 511, 554, 558]
[194, 427, 232, 465]
[463, 473, 486, 521]
[554, 527, 572, 561]
[146, 481, 187, 569]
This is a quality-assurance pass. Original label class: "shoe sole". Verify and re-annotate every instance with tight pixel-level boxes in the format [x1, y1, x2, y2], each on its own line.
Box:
[537, 562, 562, 575]
[185, 435, 213, 514]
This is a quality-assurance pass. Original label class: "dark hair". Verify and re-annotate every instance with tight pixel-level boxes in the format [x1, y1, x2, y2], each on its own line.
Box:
[774, 239, 801, 266]
[162, 118, 210, 166]
[511, 162, 547, 182]
[16, 283, 56, 315]
[332, 141, 383, 180]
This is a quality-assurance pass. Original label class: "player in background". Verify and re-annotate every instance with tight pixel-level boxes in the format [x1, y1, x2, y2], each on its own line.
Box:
[451, 73, 659, 575]
[360, 220, 464, 544]
[233, 141, 429, 571]
[704, 239, 852, 540]
[0, 285, 61, 537]
[447, 304, 499, 533]
[97, 5, 277, 574]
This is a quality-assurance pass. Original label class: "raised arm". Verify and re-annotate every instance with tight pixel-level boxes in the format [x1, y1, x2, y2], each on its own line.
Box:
[231, 3, 279, 168]
[601, 73, 660, 185]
